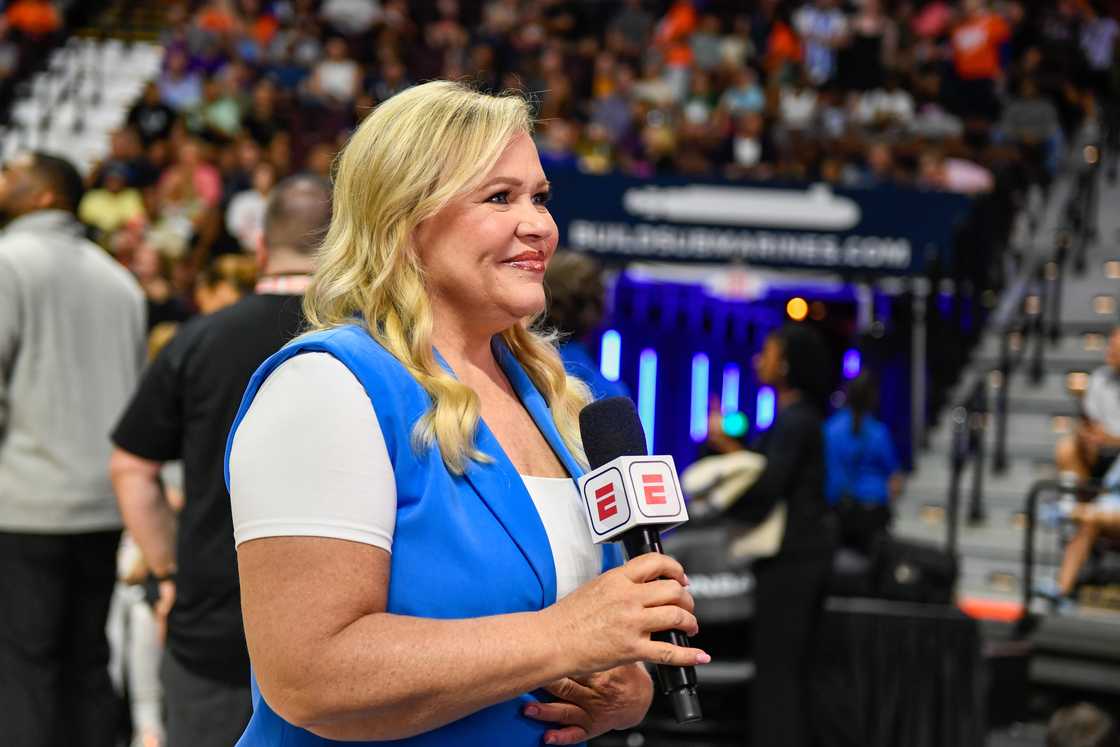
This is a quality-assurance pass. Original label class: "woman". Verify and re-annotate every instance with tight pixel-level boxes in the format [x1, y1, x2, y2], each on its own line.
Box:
[707, 324, 835, 747]
[224, 81, 707, 746]
[824, 373, 903, 551]
[542, 251, 629, 401]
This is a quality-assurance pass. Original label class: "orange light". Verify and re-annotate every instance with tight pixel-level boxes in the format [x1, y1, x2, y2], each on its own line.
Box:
[786, 297, 808, 321]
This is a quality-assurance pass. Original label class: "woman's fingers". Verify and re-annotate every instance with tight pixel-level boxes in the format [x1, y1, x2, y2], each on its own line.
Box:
[542, 725, 590, 745]
[641, 578, 695, 612]
[641, 641, 712, 668]
[621, 552, 687, 586]
[523, 700, 592, 731]
[543, 677, 597, 704]
[643, 604, 699, 637]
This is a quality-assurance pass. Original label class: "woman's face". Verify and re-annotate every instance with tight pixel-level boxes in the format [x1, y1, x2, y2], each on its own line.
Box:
[414, 132, 558, 333]
[754, 336, 785, 387]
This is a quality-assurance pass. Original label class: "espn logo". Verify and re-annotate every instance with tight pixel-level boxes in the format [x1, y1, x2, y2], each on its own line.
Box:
[641, 473, 666, 505]
[595, 483, 618, 521]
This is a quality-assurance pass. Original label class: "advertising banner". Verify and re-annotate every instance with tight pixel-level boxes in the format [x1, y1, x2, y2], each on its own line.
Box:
[548, 171, 973, 274]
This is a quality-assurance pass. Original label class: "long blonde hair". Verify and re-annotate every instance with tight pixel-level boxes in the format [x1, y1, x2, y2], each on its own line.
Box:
[304, 80, 591, 473]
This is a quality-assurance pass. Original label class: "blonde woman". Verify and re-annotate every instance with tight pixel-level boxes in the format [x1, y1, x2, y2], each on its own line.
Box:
[224, 80, 708, 746]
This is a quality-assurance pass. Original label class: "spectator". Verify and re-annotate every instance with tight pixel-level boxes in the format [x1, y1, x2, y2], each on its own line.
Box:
[1072, 341, 1120, 462]
[1080, 2, 1119, 99]
[691, 14, 725, 72]
[794, 0, 849, 86]
[188, 76, 243, 141]
[780, 71, 820, 131]
[654, 0, 698, 101]
[1047, 702, 1120, 747]
[78, 162, 147, 238]
[308, 36, 361, 105]
[949, 0, 1011, 121]
[320, 0, 382, 38]
[765, 8, 803, 82]
[719, 65, 766, 118]
[225, 161, 276, 253]
[855, 72, 915, 131]
[608, 0, 654, 56]
[727, 111, 776, 177]
[853, 140, 900, 186]
[543, 251, 629, 401]
[242, 78, 285, 146]
[0, 151, 146, 747]
[159, 48, 203, 112]
[719, 14, 755, 70]
[129, 82, 177, 146]
[999, 76, 1064, 177]
[129, 239, 191, 332]
[110, 175, 331, 747]
[6, 0, 60, 41]
[838, 0, 896, 91]
[160, 139, 222, 210]
[195, 0, 239, 36]
[193, 253, 257, 314]
[536, 118, 579, 172]
[918, 149, 994, 194]
[824, 373, 903, 551]
[1054, 456, 1120, 605]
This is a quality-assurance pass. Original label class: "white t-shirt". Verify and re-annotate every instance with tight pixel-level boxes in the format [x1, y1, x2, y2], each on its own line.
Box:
[228, 353, 602, 599]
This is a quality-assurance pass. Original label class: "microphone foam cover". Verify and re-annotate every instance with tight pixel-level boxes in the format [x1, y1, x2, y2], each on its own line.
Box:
[579, 396, 649, 469]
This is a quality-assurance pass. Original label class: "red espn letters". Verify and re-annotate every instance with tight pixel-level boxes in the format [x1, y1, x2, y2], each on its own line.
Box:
[595, 482, 618, 521]
[641, 473, 667, 505]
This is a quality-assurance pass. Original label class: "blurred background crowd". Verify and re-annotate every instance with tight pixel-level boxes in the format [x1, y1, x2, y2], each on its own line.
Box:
[16, 0, 1110, 344]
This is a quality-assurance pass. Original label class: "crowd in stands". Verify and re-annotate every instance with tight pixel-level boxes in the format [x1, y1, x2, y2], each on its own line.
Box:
[67, 0, 1118, 336]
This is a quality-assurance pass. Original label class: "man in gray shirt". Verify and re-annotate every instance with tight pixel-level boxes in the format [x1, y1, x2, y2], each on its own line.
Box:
[0, 152, 145, 747]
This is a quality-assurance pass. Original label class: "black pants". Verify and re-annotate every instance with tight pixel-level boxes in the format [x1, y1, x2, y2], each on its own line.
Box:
[162, 650, 252, 747]
[751, 551, 831, 747]
[0, 530, 121, 747]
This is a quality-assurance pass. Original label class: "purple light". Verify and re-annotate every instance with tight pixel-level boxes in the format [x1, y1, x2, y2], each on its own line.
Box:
[842, 349, 861, 380]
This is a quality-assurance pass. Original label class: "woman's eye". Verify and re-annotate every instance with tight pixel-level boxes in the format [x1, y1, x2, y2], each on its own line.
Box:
[486, 191, 510, 204]
[533, 191, 552, 206]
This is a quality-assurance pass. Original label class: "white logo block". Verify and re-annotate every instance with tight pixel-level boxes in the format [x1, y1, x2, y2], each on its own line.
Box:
[578, 455, 688, 543]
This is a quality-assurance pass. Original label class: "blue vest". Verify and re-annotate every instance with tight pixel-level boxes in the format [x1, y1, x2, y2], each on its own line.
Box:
[223, 324, 623, 746]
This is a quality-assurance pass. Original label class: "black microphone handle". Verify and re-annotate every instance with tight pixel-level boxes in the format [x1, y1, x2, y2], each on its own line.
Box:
[620, 527, 703, 724]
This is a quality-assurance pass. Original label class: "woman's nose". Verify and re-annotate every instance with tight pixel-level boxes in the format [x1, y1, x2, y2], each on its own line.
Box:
[515, 203, 554, 240]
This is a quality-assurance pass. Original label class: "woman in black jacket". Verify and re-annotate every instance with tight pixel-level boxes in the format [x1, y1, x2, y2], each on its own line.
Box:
[708, 323, 836, 747]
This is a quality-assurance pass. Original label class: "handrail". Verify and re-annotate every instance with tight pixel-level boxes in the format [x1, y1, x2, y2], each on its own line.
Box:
[1018, 478, 1103, 635]
[945, 157, 1096, 532]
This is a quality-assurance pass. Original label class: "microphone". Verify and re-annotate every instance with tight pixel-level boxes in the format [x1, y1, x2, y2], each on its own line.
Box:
[577, 396, 702, 724]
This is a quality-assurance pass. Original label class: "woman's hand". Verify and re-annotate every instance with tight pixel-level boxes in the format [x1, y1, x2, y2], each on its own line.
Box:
[523, 663, 653, 745]
[542, 552, 708, 677]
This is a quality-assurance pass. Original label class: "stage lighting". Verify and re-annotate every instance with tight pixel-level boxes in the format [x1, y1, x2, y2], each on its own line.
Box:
[600, 329, 621, 381]
[842, 349, 861, 379]
[638, 349, 658, 452]
[756, 386, 775, 430]
[722, 411, 749, 438]
[721, 364, 740, 414]
[786, 297, 809, 321]
[690, 354, 709, 443]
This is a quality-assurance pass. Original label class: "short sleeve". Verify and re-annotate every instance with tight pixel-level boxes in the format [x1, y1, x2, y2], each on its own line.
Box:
[1084, 369, 1108, 424]
[111, 332, 187, 461]
[228, 352, 396, 551]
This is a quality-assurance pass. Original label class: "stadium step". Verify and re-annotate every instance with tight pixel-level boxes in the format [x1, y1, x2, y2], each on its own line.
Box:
[972, 331, 1106, 372]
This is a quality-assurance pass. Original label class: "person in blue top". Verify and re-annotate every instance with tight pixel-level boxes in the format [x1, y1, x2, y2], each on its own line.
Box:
[222, 80, 708, 747]
[543, 250, 630, 401]
[823, 373, 904, 550]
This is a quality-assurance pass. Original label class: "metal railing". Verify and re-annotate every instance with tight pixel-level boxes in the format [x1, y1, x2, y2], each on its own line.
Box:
[943, 145, 1101, 543]
[1018, 478, 1102, 634]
